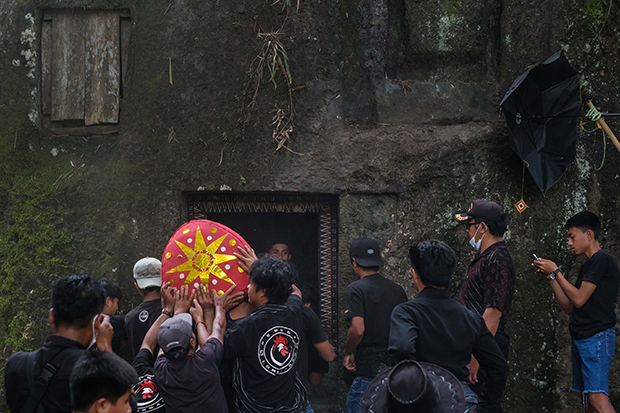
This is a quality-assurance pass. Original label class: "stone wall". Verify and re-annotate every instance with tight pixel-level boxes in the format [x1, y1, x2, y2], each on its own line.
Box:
[1, 0, 620, 410]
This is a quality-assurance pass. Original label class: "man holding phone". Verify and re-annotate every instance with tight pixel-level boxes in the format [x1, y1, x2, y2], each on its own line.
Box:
[534, 211, 619, 413]
[454, 200, 515, 410]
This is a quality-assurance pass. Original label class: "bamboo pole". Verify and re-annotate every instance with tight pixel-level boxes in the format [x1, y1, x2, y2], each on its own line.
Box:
[587, 101, 620, 155]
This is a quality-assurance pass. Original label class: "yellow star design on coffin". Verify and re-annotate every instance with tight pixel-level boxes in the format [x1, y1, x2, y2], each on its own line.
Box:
[166, 226, 237, 288]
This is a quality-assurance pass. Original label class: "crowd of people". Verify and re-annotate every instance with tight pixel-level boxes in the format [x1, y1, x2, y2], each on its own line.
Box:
[3, 199, 619, 413]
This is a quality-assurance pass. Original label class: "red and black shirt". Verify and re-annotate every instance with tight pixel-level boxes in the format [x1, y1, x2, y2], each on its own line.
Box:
[458, 241, 515, 331]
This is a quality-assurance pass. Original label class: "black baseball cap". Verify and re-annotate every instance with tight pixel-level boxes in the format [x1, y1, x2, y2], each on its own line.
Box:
[158, 313, 192, 359]
[349, 238, 384, 267]
[454, 199, 505, 222]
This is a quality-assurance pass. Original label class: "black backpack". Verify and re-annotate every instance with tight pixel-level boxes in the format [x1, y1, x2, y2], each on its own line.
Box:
[20, 348, 73, 413]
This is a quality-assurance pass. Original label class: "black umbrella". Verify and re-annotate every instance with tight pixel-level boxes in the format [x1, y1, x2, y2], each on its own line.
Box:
[501, 50, 581, 193]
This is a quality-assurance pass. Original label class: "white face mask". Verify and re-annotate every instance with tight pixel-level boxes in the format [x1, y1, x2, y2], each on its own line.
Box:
[469, 224, 485, 251]
[87, 315, 98, 350]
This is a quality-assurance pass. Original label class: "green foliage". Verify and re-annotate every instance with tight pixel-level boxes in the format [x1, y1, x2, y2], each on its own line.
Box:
[584, 0, 609, 24]
[441, 0, 462, 16]
[0, 138, 73, 357]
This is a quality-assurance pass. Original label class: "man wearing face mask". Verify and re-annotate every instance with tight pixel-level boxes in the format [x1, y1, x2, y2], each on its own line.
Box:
[5, 274, 112, 413]
[454, 200, 515, 410]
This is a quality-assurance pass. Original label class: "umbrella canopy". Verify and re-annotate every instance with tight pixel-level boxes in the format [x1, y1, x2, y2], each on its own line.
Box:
[501, 50, 581, 193]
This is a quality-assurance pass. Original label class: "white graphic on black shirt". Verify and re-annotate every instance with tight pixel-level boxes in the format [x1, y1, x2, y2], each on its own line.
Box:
[258, 326, 299, 376]
[139, 310, 149, 322]
[132, 374, 165, 413]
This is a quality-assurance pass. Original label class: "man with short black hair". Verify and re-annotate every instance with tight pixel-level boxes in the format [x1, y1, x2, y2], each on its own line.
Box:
[224, 256, 306, 413]
[5, 274, 112, 413]
[100, 278, 127, 354]
[268, 242, 292, 261]
[125, 257, 163, 357]
[100, 278, 123, 315]
[343, 238, 407, 413]
[70, 350, 138, 413]
[534, 211, 619, 413]
[389, 240, 509, 413]
[454, 199, 515, 407]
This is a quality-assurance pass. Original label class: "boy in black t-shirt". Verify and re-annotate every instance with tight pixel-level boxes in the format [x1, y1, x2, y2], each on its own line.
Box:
[534, 211, 620, 413]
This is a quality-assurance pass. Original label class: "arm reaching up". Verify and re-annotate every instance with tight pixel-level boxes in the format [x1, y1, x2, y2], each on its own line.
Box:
[210, 290, 227, 344]
[140, 282, 176, 353]
[190, 299, 210, 346]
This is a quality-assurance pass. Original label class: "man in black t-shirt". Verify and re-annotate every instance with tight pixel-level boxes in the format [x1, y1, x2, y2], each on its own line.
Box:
[297, 284, 334, 383]
[297, 284, 335, 413]
[535, 211, 620, 413]
[126, 257, 163, 357]
[100, 278, 128, 354]
[343, 238, 407, 413]
[224, 256, 306, 413]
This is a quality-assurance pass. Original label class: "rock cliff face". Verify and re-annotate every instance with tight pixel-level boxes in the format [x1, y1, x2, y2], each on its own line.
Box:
[1, 0, 620, 410]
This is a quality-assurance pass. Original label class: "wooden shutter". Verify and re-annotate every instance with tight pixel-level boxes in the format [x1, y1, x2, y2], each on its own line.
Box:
[43, 9, 120, 125]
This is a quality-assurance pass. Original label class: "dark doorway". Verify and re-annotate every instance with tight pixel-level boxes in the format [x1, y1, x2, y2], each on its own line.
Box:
[207, 212, 320, 295]
[185, 192, 339, 346]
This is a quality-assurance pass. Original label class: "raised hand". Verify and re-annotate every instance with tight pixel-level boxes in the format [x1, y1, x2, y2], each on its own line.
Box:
[174, 284, 194, 314]
[161, 281, 176, 314]
[95, 314, 114, 352]
[195, 278, 214, 313]
[234, 245, 258, 273]
[216, 284, 245, 312]
[189, 299, 204, 323]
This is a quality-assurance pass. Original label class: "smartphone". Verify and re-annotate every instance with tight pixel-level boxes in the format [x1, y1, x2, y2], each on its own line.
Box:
[530, 253, 541, 261]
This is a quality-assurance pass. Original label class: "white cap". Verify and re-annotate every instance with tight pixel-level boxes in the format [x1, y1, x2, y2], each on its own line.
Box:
[133, 257, 162, 289]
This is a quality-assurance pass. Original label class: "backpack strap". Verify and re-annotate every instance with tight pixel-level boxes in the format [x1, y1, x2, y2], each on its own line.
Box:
[20, 348, 74, 413]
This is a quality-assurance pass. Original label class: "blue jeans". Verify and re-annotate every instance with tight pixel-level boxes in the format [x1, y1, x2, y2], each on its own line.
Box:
[345, 376, 374, 413]
[460, 381, 479, 413]
[305, 401, 315, 413]
[571, 327, 616, 395]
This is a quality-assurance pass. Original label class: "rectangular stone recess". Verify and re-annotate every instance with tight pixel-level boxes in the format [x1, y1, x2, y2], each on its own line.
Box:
[41, 9, 129, 135]
[185, 192, 340, 347]
[385, 0, 501, 81]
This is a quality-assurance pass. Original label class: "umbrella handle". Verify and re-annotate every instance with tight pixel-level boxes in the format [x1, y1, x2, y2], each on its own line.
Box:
[587, 101, 620, 155]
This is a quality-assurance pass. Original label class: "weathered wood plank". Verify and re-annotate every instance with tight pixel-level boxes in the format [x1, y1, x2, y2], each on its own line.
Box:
[51, 9, 85, 121]
[41, 16, 52, 115]
[84, 10, 120, 125]
[120, 16, 131, 97]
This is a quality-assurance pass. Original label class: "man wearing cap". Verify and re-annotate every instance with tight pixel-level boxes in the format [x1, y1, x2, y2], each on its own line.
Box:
[343, 238, 408, 413]
[454, 200, 515, 408]
[154, 283, 228, 413]
[125, 257, 163, 357]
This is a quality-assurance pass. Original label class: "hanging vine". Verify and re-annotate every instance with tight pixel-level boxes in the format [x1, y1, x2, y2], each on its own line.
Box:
[239, 0, 301, 154]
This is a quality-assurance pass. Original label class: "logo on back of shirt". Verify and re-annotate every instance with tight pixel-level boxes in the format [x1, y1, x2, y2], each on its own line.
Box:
[258, 326, 299, 376]
[132, 374, 164, 413]
[139, 310, 149, 322]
